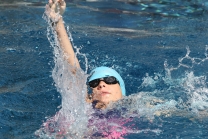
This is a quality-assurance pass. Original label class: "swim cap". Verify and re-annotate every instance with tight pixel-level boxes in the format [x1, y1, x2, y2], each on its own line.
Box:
[88, 66, 126, 96]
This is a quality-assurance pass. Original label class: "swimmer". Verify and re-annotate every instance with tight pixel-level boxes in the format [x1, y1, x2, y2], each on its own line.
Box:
[45, 0, 189, 115]
[47, 0, 126, 109]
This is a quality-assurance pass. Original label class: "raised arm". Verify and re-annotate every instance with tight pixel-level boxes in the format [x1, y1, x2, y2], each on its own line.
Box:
[48, 0, 80, 71]
[56, 18, 80, 69]
[47, 0, 94, 104]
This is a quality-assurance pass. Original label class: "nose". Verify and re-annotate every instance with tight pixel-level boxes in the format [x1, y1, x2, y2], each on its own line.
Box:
[97, 81, 106, 90]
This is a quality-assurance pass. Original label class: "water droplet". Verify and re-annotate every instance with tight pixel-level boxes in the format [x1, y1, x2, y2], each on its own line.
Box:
[6, 48, 16, 52]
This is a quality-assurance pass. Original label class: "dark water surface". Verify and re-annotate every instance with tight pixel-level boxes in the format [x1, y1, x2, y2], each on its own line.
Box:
[0, 0, 208, 138]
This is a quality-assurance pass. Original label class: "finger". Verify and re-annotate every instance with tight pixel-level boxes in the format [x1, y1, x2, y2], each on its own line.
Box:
[48, 0, 53, 7]
[58, 0, 65, 6]
[57, 0, 63, 3]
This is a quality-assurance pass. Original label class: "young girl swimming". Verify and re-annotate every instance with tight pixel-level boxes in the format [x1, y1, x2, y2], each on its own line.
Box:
[34, 1, 131, 138]
[47, 0, 126, 109]
[36, 1, 208, 138]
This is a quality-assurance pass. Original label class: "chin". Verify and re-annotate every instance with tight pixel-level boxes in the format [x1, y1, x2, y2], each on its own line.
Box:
[100, 99, 109, 104]
[100, 97, 111, 104]
[102, 98, 116, 105]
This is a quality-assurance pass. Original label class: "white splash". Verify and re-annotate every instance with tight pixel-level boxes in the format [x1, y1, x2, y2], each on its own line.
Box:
[36, 6, 92, 138]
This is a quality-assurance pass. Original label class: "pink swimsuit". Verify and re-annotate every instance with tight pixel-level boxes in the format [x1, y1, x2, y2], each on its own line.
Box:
[37, 108, 132, 139]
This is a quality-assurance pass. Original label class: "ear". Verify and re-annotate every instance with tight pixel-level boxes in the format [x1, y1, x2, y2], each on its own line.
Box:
[85, 93, 93, 103]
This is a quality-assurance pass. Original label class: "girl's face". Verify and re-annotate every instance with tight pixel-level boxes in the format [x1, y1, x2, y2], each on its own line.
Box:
[91, 80, 122, 105]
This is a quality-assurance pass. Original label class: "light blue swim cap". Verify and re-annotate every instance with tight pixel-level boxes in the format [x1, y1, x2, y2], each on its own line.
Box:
[88, 66, 126, 96]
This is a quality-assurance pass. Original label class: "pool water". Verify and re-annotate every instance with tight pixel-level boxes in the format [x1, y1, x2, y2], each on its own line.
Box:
[0, 0, 208, 138]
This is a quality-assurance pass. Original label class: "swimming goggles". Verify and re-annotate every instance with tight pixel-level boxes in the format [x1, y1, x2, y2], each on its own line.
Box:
[88, 76, 119, 88]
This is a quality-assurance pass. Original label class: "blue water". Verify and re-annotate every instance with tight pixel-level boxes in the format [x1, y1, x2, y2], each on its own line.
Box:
[1, 0, 208, 138]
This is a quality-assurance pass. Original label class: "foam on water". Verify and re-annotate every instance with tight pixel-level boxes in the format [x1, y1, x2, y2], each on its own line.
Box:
[164, 46, 208, 114]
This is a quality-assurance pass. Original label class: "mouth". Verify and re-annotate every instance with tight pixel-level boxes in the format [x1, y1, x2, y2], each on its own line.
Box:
[101, 91, 110, 96]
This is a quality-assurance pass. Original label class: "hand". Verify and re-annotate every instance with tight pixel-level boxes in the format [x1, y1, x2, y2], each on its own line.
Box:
[46, 0, 66, 22]
[49, 0, 66, 15]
